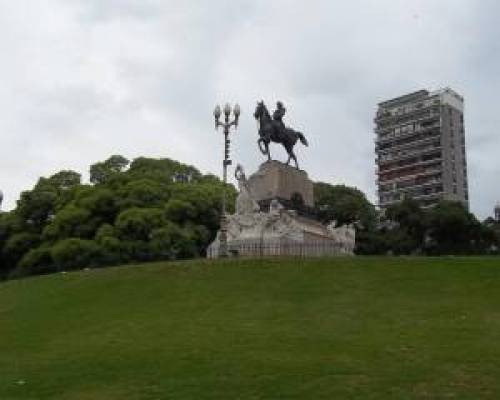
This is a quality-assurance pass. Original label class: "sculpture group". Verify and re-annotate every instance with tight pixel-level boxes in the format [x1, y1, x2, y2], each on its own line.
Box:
[207, 100, 356, 258]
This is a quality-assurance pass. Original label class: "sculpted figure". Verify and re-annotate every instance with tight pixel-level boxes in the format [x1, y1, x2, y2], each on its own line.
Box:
[326, 221, 356, 253]
[234, 164, 260, 215]
[272, 102, 287, 132]
[269, 199, 284, 216]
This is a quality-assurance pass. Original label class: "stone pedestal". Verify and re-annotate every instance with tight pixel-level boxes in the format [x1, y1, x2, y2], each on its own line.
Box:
[247, 161, 314, 208]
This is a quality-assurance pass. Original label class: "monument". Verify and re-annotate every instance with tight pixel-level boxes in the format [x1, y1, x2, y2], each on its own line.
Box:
[207, 101, 355, 258]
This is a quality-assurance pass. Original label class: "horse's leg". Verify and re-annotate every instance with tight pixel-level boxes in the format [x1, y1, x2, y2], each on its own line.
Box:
[258, 137, 271, 161]
[285, 145, 292, 165]
[290, 148, 299, 169]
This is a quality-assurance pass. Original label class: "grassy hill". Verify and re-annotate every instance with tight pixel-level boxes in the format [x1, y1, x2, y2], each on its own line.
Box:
[1, 257, 500, 399]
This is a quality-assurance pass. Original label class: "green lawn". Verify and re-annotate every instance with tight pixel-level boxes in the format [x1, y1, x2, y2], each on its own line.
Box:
[1, 257, 500, 399]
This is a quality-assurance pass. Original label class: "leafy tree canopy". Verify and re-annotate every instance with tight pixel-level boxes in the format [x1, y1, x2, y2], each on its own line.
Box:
[0, 155, 233, 279]
[314, 182, 377, 229]
[90, 155, 129, 185]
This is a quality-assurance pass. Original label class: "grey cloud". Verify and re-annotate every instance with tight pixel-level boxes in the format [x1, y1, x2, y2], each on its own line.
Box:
[0, 0, 499, 219]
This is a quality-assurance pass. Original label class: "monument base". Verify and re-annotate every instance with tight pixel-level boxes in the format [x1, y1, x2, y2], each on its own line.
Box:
[207, 163, 356, 259]
[207, 201, 355, 258]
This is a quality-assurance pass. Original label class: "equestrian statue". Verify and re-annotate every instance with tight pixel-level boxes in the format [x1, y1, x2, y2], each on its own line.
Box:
[253, 101, 309, 169]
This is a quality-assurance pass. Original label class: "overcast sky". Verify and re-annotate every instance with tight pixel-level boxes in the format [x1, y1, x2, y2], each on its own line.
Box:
[0, 0, 499, 218]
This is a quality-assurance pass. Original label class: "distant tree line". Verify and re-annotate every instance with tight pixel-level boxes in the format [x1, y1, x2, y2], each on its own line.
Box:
[373, 199, 498, 255]
[1, 156, 498, 280]
[314, 184, 499, 256]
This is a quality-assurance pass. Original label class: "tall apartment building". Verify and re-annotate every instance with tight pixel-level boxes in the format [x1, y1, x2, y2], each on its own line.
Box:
[375, 88, 469, 210]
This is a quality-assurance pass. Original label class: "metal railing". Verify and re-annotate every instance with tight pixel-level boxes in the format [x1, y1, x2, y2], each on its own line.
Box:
[207, 240, 354, 259]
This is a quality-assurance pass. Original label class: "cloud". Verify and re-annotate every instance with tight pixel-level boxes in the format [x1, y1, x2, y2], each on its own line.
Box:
[0, 0, 499, 219]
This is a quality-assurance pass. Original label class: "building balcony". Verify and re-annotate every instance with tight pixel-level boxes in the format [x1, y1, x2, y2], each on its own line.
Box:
[379, 191, 444, 208]
[378, 178, 443, 195]
[377, 139, 441, 159]
[378, 146, 442, 165]
[412, 191, 445, 201]
[376, 131, 441, 153]
[377, 158, 443, 176]
[375, 120, 441, 144]
[374, 103, 439, 123]
[377, 167, 442, 185]
[378, 109, 440, 124]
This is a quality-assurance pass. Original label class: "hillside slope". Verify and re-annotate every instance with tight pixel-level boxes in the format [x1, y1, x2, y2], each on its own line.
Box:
[1, 257, 500, 399]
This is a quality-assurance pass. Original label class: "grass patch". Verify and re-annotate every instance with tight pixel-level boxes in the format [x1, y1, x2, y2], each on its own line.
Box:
[1, 257, 500, 399]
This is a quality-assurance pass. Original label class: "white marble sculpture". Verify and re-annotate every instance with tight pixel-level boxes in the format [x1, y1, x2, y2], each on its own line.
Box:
[234, 164, 260, 215]
[326, 221, 356, 254]
[207, 164, 356, 258]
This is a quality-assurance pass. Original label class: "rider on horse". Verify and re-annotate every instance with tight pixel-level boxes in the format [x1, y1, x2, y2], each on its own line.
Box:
[272, 102, 287, 139]
[273, 102, 286, 126]
[254, 100, 308, 169]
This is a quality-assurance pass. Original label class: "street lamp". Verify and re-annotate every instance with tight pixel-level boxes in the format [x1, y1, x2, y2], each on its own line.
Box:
[213, 102, 240, 257]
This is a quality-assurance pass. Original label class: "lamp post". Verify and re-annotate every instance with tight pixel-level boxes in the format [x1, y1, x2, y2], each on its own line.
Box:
[214, 102, 240, 257]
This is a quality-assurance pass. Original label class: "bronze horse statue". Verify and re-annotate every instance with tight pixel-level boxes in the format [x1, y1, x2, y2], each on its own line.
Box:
[254, 101, 308, 169]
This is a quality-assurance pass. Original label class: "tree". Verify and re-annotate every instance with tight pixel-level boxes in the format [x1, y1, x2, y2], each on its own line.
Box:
[426, 201, 486, 255]
[51, 239, 103, 271]
[0, 212, 24, 278]
[127, 157, 201, 184]
[94, 224, 123, 265]
[355, 229, 390, 255]
[2, 232, 40, 269]
[42, 206, 97, 241]
[117, 179, 169, 209]
[385, 199, 428, 254]
[16, 189, 58, 230]
[115, 208, 167, 241]
[16, 170, 81, 231]
[150, 223, 197, 260]
[90, 155, 129, 185]
[314, 183, 377, 229]
[16, 247, 55, 277]
[164, 199, 197, 223]
[43, 170, 81, 192]
[4, 156, 237, 279]
[75, 187, 118, 224]
[169, 182, 235, 232]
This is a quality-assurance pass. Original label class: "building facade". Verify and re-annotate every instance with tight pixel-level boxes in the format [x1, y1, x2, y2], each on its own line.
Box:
[375, 88, 469, 209]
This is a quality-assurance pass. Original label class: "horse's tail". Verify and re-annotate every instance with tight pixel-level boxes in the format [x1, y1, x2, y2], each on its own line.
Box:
[296, 132, 308, 147]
